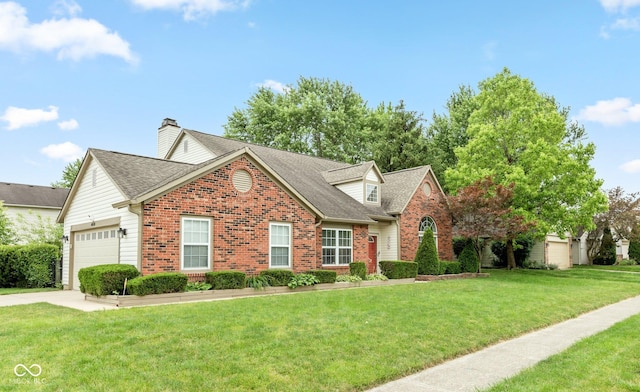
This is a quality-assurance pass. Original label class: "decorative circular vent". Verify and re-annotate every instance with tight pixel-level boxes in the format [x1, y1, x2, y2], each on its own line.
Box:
[423, 183, 432, 196]
[232, 169, 253, 193]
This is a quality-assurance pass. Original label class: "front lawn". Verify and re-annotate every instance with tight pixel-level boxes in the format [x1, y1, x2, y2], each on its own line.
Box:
[486, 313, 640, 391]
[0, 287, 60, 295]
[2, 269, 640, 391]
[574, 264, 640, 273]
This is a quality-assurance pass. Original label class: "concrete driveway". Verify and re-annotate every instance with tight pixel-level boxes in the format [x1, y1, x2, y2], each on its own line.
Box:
[0, 290, 118, 312]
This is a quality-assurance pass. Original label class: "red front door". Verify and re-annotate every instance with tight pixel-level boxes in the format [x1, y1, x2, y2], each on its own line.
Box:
[367, 236, 378, 274]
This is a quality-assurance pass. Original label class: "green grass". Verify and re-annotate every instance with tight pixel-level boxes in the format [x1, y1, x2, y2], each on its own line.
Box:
[0, 287, 60, 295]
[574, 264, 640, 273]
[486, 313, 640, 391]
[2, 269, 640, 391]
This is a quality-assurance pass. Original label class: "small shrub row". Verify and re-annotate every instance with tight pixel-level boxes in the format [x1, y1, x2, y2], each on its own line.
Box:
[379, 261, 418, 279]
[336, 274, 362, 283]
[349, 262, 367, 280]
[0, 244, 59, 288]
[78, 264, 140, 296]
[287, 273, 320, 289]
[127, 272, 188, 296]
[259, 269, 294, 286]
[205, 271, 246, 289]
[439, 261, 461, 275]
[307, 269, 337, 283]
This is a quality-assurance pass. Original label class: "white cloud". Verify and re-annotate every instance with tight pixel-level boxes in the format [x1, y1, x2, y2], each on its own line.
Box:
[40, 141, 84, 162]
[600, 0, 640, 13]
[58, 118, 79, 130]
[51, 0, 82, 17]
[0, 1, 138, 64]
[257, 79, 288, 93]
[1, 105, 59, 130]
[130, 0, 250, 21]
[612, 17, 640, 30]
[575, 98, 640, 126]
[620, 159, 640, 173]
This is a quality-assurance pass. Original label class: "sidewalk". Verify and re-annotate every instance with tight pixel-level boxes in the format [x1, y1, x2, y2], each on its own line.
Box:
[369, 294, 640, 392]
[0, 290, 117, 312]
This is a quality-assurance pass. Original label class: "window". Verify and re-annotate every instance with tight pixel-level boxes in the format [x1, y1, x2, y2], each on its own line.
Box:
[418, 216, 438, 249]
[270, 223, 291, 268]
[366, 183, 378, 203]
[322, 228, 352, 265]
[182, 217, 211, 270]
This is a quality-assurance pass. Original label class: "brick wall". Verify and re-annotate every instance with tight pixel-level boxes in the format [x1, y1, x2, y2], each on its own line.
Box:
[141, 157, 318, 276]
[399, 171, 454, 261]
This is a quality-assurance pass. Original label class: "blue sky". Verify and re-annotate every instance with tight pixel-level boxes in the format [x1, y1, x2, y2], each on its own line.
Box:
[1, 0, 639, 194]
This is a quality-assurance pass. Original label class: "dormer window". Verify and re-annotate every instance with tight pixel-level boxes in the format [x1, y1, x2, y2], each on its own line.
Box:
[366, 183, 378, 203]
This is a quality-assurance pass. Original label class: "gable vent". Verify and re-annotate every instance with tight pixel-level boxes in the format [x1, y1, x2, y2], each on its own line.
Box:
[232, 169, 253, 193]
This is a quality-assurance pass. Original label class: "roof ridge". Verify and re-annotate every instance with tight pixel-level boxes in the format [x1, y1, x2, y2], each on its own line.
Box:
[0, 182, 67, 190]
[89, 148, 195, 166]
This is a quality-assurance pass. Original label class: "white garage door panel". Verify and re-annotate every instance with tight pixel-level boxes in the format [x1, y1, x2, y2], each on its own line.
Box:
[73, 227, 119, 289]
[548, 242, 570, 270]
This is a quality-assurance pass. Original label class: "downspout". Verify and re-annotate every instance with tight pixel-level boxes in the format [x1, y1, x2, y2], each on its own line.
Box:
[128, 203, 143, 271]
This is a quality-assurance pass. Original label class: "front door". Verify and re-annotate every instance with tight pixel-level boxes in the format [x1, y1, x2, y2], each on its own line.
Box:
[367, 236, 378, 274]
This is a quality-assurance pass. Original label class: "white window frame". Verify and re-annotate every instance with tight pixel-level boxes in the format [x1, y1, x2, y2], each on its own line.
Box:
[365, 183, 379, 203]
[322, 228, 352, 266]
[418, 216, 438, 250]
[269, 222, 292, 268]
[181, 217, 211, 270]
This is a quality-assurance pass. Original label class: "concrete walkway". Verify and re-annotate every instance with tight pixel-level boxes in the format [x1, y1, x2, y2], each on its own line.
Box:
[369, 294, 640, 392]
[0, 290, 117, 312]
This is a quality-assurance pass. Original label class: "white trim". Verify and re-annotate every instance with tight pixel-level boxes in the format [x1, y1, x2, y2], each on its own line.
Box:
[269, 222, 292, 268]
[322, 228, 353, 266]
[181, 216, 212, 270]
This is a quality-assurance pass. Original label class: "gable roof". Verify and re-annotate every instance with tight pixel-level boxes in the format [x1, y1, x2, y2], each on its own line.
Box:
[0, 182, 69, 209]
[381, 166, 445, 215]
[321, 161, 384, 185]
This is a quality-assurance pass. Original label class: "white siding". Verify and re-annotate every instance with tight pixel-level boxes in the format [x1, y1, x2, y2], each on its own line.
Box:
[5, 206, 61, 244]
[369, 222, 398, 261]
[167, 134, 215, 164]
[158, 125, 181, 158]
[529, 241, 545, 263]
[336, 181, 363, 203]
[366, 169, 380, 182]
[61, 158, 139, 288]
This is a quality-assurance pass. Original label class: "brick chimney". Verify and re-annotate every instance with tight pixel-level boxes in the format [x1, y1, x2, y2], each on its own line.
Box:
[157, 118, 181, 159]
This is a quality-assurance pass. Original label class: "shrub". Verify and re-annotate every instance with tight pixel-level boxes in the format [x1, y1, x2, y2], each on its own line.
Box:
[288, 273, 320, 289]
[246, 275, 271, 290]
[616, 259, 637, 266]
[629, 239, 640, 263]
[365, 273, 388, 281]
[336, 274, 362, 283]
[78, 264, 140, 296]
[127, 272, 188, 296]
[523, 260, 548, 270]
[259, 269, 294, 286]
[0, 245, 23, 287]
[459, 242, 479, 273]
[453, 237, 471, 259]
[0, 244, 59, 288]
[491, 235, 534, 268]
[593, 228, 617, 265]
[205, 271, 246, 290]
[307, 270, 337, 284]
[415, 229, 439, 275]
[379, 261, 418, 279]
[186, 281, 212, 291]
[440, 261, 461, 275]
[350, 262, 367, 280]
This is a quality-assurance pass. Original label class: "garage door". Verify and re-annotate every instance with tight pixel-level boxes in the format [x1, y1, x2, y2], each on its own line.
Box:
[548, 241, 571, 270]
[72, 226, 120, 290]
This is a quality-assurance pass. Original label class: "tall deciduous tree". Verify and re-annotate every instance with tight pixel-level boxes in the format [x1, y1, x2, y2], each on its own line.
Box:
[445, 68, 607, 269]
[0, 201, 15, 245]
[224, 77, 371, 164]
[51, 158, 82, 188]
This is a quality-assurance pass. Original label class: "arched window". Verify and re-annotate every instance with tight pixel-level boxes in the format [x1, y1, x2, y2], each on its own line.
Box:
[418, 216, 438, 249]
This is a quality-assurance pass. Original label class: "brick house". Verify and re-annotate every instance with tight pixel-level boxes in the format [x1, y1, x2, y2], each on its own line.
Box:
[58, 119, 453, 289]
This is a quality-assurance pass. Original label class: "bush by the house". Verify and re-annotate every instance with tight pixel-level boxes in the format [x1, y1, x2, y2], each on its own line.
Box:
[491, 235, 534, 268]
[259, 269, 294, 286]
[287, 273, 320, 289]
[336, 274, 362, 283]
[365, 273, 388, 281]
[246, 274, 271, 290]
[307, 270, 337, 284]
[459, 242, 479, 273]
[78, 264, 140, 296]
[594, 227, 617, 265]
[379, 261, 418, 279]
[0, 244, 59, 288]
[349, 262, 367, 280]
[127, 272, 188, 296]
[440, 261, 461, 275]
[205, 271, 246, 290]
[415, 228, 439, 275]
[629, 238, 640, 263]
[453, 237, 470, 259]
[186, 281, 212, 291]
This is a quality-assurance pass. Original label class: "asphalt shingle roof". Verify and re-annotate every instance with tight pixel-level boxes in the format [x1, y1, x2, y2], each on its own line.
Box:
[381, 166, 431, 214]
[0, 182, 69, 208]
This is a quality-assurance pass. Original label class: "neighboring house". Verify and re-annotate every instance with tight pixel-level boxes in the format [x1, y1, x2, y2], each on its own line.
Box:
[571, 232, 629, 265]
[0, 182, 69, 243]
[58, 119, 453, 290]
[530, 234, 573, 269]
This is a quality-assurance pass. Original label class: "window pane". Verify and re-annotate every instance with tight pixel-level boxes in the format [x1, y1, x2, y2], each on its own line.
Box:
[339, 230, 351, 246]
[182, 218, 210, 269]
[184, 245, 208, 268]
[271, 247, 289, 266]
[366, 184, 378, 202]
[338, 249, 351, 264]
[322, 248, 336, 265]
[271, 225, 290, 246]
[322, 229, 335, 247]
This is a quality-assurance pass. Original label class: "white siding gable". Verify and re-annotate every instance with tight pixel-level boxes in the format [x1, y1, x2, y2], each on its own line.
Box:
[167, 134, 215, 164]
[61, 158, 139, 287]
[366, 168, 381, 182]
[336, 181, 363, 203]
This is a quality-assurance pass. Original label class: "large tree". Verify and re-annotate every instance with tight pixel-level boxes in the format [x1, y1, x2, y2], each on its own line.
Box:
[0, 201, 15, 245]
[445, 68, 607, 269]
[51, 158, 82, 188]
[224, 77, 371, 164]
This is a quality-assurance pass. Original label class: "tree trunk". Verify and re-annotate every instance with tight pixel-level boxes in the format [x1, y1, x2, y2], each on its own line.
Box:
[506, 238, 517, 270]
